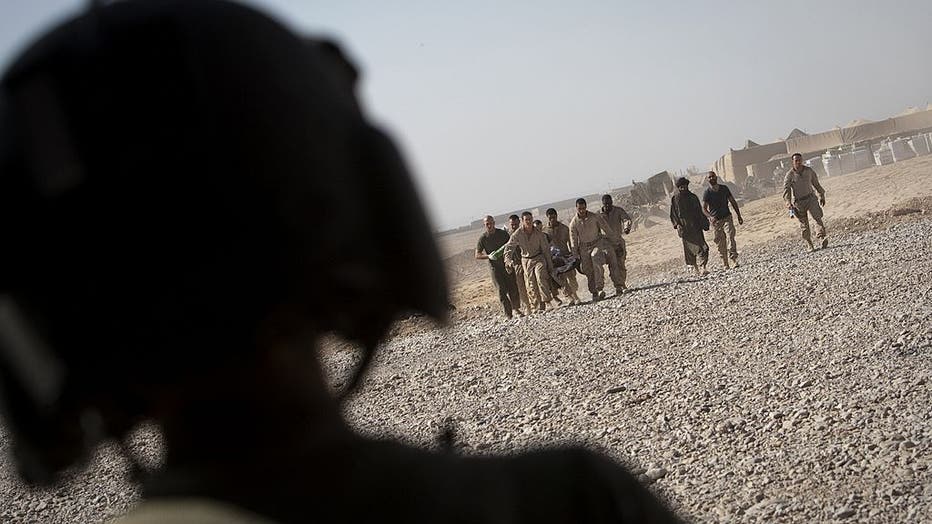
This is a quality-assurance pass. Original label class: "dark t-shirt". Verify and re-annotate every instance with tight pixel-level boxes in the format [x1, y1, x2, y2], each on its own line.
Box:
[476, 228, 510, 264]
[702, 184, 733, 219]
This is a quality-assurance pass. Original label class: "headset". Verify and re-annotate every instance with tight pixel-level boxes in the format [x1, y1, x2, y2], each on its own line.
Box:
[0, 0, 448, 485]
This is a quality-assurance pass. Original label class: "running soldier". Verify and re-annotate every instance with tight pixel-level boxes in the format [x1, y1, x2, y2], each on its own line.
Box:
[476, 215, 522, 319]
[569, 198, 622, 301]
[505, 212, 558, 312]
[600, 194, 633, 292]
[702, 171, 744, 269]
[783, 153, 827, 251]
[670, 177, 710, 275]
[544, 208, 581, 305]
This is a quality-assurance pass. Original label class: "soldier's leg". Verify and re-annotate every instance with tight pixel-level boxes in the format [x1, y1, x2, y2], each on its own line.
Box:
[601, 242, 624, 292]
[578, 250, 596, 295]
[504, 271, 521, 314]
[521, 259, 542, 311]
[725, 216, 738, 263]
[615, 242, 628, 289]
[532, 259, 552, 304]
[794, 198, 816, 248]
[490, 264, 513, 316]
[713, 219, 728, 264]
[559, 271, 580, 303]
[682, 238, 696, 267]
[514, 264, 530, 311]
[697, 238, 710, 272]
[809, 200, 827, 243]
[589, 246, 606, 293]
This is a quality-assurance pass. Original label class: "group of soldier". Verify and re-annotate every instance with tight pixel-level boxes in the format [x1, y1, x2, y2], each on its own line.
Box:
[477, 153, 828, 319]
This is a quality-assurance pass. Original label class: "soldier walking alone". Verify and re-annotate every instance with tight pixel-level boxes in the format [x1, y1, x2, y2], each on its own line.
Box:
[783, 153, 827, 252]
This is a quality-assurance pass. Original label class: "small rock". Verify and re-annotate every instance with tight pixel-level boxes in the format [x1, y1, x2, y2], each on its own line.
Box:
[834, 507, 855, 519]
[645, 468, 668, 481]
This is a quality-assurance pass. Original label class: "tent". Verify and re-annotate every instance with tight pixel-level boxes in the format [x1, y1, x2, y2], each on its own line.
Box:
[711, 140, 787, 186]
[785, 128, 807, 140]
[785, 108, 932, 155]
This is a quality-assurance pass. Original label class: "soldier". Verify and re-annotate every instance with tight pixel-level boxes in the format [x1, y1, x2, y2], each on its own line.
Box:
[533, 219, 551, 243]
[670, 177, 710, 275]
[506, 212, 559, 312]
[544, 208, 581, 305]
[507, 213, 532, 315]
[600, 194, 633, 292]
[0, 1, 681, 523]
[475, 215, 522, 319]
[702, 171, 744, 269]
[569, 198, 621, 301]
[784, 153, 828, 252]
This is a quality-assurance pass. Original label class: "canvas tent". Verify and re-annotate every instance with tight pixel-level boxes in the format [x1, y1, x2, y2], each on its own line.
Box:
[711, 140, 787, 186]
[785, 108, 932, 155]
[785, 128, 807, 140]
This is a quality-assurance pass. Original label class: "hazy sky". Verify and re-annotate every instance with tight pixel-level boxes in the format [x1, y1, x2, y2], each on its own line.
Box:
[2, 1, 931, 230]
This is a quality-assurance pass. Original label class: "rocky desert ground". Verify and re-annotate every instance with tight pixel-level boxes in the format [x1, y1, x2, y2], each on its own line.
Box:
[2, 156, 931, 523]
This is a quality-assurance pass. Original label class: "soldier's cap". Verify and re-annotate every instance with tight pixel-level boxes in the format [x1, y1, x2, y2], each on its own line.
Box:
[0, 0, 448, 484]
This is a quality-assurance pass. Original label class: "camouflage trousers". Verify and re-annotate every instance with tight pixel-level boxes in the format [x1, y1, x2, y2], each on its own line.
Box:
[712, 215, 738, 264]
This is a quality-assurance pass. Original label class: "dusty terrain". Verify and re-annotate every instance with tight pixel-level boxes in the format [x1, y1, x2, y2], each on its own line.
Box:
[1, 156, 931, 523]
[450, 154, 932, 311]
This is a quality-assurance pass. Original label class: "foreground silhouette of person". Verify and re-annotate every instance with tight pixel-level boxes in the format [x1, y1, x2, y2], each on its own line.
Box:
[0, 1, 681, 522]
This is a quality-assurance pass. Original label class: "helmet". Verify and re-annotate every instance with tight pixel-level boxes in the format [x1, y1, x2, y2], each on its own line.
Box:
[0, 0, 447, 484]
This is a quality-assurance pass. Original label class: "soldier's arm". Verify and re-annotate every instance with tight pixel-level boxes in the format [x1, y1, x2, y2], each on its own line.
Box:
[670, 197, 679, 228]
[568, 220, 580, 256]
[475, 238, 488, 260]
[539, 234, 554, 271]
[810, 169, 826, 204]
[782, 172, 794, 208]
[726, 188, 743, 224]
[619, 207, 633, 233]
[701, 196, 714, 220]
[503, 232, 519, 264]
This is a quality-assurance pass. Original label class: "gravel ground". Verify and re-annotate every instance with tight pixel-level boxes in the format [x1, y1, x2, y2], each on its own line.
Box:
[2, 213, 930, 523]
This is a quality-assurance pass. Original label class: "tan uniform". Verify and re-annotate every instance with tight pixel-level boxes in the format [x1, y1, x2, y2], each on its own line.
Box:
[543, 221, 579, 298]
[568, 212, 620, 296]
[505, 227, 553, 310]
[783, 166, 827, 245]
[508, 226, 531, 312]
[600, 206, 632, 289]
